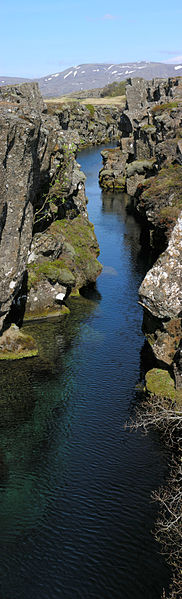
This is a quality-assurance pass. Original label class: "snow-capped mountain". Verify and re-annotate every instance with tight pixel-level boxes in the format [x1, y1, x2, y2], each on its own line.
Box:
[1, 62, 182, 97]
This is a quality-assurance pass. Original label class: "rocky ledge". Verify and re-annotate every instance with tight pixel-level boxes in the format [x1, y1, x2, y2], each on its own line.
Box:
[0, 83, 102, 359]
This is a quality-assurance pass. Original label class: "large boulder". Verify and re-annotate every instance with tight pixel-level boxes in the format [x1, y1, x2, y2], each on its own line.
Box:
[26, 215, 102, 318]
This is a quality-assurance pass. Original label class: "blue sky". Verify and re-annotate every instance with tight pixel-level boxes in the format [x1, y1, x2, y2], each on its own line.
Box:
[1, 0, 182, 77]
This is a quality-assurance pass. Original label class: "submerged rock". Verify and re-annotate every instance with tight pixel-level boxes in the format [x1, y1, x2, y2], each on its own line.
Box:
[0, 324, 38, 360]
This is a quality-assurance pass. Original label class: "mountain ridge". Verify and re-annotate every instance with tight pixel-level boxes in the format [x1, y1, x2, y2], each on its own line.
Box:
[1, 61, 182, 97]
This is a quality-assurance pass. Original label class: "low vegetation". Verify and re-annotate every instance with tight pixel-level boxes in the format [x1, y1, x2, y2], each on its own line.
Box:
[101, 80, 126, 97]
[151, 101, 180, 115]
[141, 164, 182, 227]
[85, 103, 95, 116]
[128, 385, 182, 599]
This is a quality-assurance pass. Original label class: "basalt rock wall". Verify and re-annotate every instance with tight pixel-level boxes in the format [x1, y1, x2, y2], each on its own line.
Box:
[0, 83, 102, 357]
[47, 101, 123, 146]
[99, 76, 182, 391]
[99, 76, 182, 197]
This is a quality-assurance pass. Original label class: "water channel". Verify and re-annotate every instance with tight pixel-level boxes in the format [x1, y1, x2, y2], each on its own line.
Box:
[0, 145, 170, 598]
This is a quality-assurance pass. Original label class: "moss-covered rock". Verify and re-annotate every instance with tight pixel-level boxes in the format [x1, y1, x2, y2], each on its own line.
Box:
[85, 104, 95, 117]
[28, 259, 75, 288]
[50, 214, 102, 287]
[145, 368, 182, 406]
[126, 158, 157, 178]
[99, 148, 126, 191]
[138, 164, 182, 235]
[0, 324, 38, 360]
[24, 304, 70, 321]
[26, 214, 102, 318]
[151, 101, 180, 115]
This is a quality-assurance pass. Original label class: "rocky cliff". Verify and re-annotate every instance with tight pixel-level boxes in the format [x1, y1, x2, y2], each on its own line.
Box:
[46, 100, 123, 146]
[99, 77, 182, 196]
[0, 83, 102, 358]
[99, 76, 182, 394]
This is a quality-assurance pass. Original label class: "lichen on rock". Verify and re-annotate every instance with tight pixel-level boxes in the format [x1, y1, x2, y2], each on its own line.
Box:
[139, 212, 182, 321]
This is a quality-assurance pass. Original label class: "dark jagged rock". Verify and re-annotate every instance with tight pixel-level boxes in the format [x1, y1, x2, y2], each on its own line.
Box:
[46, 101, 123, 146]
[99, 148, 126, 190]
[0, 82, 102, 357]
[99, 77, 182, 197]
[0, 83, 44, 335]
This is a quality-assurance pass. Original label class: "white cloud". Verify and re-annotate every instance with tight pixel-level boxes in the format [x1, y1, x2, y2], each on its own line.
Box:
[103, 14, 116, 20]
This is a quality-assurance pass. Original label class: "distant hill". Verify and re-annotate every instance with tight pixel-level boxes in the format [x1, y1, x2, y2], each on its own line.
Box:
[0, 76, 31, 85]
[1, 62, 182, 98]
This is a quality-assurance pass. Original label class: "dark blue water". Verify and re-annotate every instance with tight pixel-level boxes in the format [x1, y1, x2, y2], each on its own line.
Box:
[0, 145, 170, 598]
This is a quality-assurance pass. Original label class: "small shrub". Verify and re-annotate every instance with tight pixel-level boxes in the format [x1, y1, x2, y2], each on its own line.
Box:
[101, 80, 126, 98]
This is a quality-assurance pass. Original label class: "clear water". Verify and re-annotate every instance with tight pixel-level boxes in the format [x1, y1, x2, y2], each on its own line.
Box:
[0, 145, 170, 598]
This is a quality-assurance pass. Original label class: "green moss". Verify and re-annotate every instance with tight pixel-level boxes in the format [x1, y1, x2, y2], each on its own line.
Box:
[127, 158, 156, 178]
[114, 176, 126, 190]
[50, 214, 98, 252]
[24, 305, 70, 321]
[142, 164, 182, 221]
[29, 214, 102, 296]
[147, 334, 155, 347]
[28, 259, 75, 288]
[140, 124, 156, 132]
[145, 368, 182, 405]
[70, 288, 80, 297]
[85, 104, 95, 117]
[0, 348, 38, 360]
[151, 101, 180, 115]
[27, 270, 38, 291]
[160, 206, 181, 220]
[0, 329, 38, 361]
[61, 305, 70, 315]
